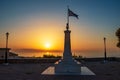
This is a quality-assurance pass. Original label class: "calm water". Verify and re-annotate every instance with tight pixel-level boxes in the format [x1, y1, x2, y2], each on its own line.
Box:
[13, 50, 120, 58]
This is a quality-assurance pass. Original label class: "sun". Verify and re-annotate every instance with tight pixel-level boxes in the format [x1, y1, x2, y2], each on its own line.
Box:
[45, 42, 51, 48]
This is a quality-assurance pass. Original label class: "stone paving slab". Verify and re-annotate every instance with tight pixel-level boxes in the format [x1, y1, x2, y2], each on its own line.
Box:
[42, 66, 95, 75]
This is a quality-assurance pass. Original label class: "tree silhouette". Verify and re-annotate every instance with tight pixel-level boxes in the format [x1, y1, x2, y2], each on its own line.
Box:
[116, 28, 120, 48]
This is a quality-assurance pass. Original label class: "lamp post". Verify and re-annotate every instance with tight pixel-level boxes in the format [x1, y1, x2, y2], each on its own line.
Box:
[104, 37, 107, 62]
[5, 32, 9, 64]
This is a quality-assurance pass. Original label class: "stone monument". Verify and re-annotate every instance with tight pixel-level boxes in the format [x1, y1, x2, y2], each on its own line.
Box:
[55, 23, 81, 75]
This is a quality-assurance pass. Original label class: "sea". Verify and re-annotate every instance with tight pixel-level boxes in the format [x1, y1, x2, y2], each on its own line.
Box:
[12, 50, 120, 58]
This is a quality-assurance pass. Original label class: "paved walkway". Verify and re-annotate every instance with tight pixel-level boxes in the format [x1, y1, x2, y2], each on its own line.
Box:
[0, 62, 120, 80]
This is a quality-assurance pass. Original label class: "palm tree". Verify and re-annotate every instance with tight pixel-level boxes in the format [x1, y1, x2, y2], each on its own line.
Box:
[116, 28, 120, 48]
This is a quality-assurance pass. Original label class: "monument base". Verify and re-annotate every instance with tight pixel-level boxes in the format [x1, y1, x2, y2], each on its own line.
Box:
[55, 59, 81, 74]
[42, 66, 95, 75]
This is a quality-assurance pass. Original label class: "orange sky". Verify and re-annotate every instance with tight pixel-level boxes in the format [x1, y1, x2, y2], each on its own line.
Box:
[0, 16, 118, 53]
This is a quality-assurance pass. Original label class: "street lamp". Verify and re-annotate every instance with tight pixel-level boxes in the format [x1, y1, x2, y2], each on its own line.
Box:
[5, 32, 9, 64]
[104, 37, 107, 62]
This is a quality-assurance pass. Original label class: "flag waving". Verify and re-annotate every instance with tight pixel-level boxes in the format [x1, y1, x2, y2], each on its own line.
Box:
[66, 7, 79, 30]
[68, 8, 78, 19]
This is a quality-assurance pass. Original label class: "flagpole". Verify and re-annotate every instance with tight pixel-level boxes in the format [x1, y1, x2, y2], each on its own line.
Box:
[67, 5, 69, 30]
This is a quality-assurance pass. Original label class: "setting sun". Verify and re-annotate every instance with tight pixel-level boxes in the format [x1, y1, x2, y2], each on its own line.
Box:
[45, 42, 51, 48]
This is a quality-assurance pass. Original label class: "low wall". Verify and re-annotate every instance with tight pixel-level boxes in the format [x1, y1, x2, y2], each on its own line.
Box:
[76, 57, 120, 62]
[0, 58, 60, 64]
[0, 57, 119, 64]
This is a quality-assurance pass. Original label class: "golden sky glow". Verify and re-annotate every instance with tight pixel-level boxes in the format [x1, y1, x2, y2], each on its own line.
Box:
[0, 16, 119, 53]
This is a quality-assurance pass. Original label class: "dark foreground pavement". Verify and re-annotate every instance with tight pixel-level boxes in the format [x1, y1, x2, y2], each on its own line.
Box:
[0, 62, 120, 80]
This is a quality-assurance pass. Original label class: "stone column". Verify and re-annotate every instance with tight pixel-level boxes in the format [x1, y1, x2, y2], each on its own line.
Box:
[63, 30, 73, 61]
[55, 24, 81, 74]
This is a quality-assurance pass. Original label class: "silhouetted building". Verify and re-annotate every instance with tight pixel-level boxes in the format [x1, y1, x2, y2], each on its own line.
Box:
[0, 48, 10, 59]
[0, 48, 18, 59]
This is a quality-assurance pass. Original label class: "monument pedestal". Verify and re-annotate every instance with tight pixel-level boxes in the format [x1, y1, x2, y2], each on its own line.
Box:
[55, 59, 81, 75]
[55, 28, 81, 74]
